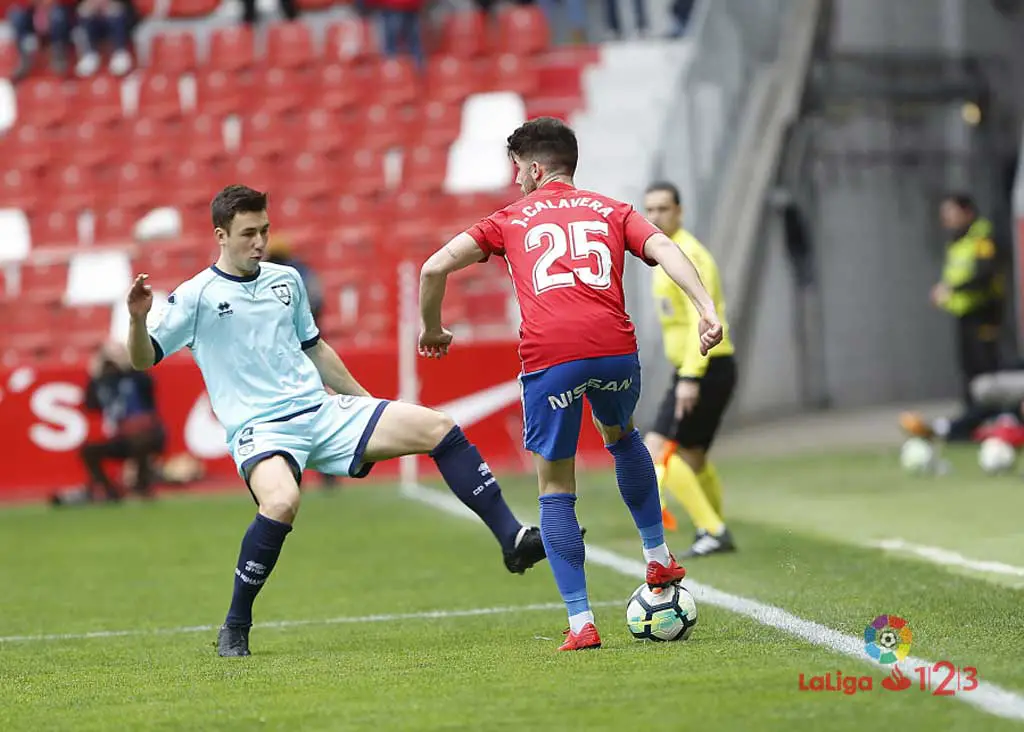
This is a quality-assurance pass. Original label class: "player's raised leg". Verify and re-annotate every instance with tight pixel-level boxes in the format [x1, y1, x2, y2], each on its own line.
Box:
[586, 354, 686, 589]
[218, 453, 302, 657]
[361, 401, 546, 574]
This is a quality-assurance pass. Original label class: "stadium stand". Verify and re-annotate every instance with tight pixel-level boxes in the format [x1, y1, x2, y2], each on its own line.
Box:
[0, 6, 599, 368]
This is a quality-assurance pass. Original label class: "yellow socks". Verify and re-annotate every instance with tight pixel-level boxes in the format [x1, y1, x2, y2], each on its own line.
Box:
[697, 461, 724, 518]
[660, 453, 724, 534]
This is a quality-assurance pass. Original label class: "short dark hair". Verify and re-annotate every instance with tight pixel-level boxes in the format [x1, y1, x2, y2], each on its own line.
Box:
[211, 184, 268, 232]
[645, 181, 681, 206]
[506, 117, 579, 176]
[942, 192, 977, 213]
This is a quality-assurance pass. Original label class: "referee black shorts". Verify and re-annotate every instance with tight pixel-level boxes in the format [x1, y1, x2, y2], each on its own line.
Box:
[651, 355, 737, 451]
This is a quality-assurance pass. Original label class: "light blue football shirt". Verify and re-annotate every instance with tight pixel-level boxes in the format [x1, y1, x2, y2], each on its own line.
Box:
[148, 262, 328, 441]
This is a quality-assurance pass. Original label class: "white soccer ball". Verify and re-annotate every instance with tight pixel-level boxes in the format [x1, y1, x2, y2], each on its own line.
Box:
[900, 438, 935, 474]
[625, 583, 697, 642]
[978, 437, 1016, 474]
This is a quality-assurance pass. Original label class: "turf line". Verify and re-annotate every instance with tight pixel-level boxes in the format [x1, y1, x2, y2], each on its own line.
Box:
[401, 482, 1024, 723]
[871, 539, 1024, 578]
[0, 600, 621, 645]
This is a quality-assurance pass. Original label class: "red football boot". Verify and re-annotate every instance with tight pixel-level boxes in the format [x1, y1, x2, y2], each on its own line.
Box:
[646, 555, 687, 588]
[558, 623, 602, 651]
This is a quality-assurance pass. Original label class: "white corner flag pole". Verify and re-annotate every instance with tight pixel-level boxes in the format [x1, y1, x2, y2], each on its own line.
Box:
[397, 260, 420, 490]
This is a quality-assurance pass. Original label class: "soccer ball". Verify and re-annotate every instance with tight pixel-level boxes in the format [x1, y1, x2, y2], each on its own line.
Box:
[978, 437, 1016, 474]
[900, 438, 935, 474]
[625, 583, 697, 641]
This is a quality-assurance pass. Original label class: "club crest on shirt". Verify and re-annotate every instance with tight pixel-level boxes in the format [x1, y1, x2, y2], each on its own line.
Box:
[272, 284, 292, 306]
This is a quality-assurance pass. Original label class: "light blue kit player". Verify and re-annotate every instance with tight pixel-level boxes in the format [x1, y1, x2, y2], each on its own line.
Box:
[125, 185, 546, 657]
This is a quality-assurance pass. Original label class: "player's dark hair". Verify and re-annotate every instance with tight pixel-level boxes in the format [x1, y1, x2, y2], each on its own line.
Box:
[506, 117, 579, 176]
[942, 192, 977, 213]
[645, 181, 681, 206]
[211, 184, 268, 232]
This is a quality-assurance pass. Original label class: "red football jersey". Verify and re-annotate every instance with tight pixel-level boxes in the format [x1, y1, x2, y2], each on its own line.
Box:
[466, 181, 660, 373]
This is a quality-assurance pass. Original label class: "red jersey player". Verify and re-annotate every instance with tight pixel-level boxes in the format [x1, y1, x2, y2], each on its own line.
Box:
[418, 117, 722, 651]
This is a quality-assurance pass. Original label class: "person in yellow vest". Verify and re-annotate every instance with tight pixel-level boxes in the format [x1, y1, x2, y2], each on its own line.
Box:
[642, 182, 738, 558]
[901, 193, 1004, 441]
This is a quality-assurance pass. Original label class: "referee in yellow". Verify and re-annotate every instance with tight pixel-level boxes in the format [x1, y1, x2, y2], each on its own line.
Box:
[642, 182, 738, 558]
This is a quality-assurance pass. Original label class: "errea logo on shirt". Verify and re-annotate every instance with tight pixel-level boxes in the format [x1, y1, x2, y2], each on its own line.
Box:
[217, 301, 234, 318]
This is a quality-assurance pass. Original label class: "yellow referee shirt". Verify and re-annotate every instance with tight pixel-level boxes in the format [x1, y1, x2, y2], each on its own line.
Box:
[652, 228, 734, 379]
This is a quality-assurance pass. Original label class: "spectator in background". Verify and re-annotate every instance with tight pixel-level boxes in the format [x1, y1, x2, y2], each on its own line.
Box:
[604, 0, 647, 39]
[240, 0, 297, 24]
[7, 0, 74, 81]
[52, 341, 166, 506]
[75, 0, 136, 78]
[535, 0, 587, 44]
[374, 0, 425, 68]
[669, 0, 695, 37]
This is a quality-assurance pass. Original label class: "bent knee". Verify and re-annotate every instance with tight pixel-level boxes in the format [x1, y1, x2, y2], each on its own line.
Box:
[429, 410, 457, 447]
[258, 488, 301, 523]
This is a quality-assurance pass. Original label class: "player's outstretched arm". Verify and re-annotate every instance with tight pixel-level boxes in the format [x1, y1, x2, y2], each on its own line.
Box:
[418, 233, 485, 358]
[644, 233, 724, 355]
[305, 338, 372, 397]
[126, 274, 157, 370]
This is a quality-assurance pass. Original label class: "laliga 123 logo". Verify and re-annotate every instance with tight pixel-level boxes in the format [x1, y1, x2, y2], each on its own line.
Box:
[799, 615, 979, 697]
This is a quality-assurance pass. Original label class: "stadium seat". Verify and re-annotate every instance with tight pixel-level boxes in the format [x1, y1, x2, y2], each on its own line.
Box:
[231, 156, 276, 192]
[295, 0, 334, 9]
[76, 77, 125, 126]
[0, 208, 31, 263]
[5, 124, 57, 173]
[425, 55, 488, 104]
[196, 70, 250, 118]
[417, 100, 462, 148]
[490, 53, 540, 97]
[114, 163, 164, 212]
[66, 121, 122, 170]
[437, 10, 489, 58]
[0, 37, 16, 79]
[65, 249, 133, 306]
[334, 194, 380, 229]
[137, 73, 184, 122]
[339, 149, 387, 197]
[243, 111, 294, 161]
[324, 19, 379, 65]
[30, 210, 80, 250]
[266, 21, 316, 69]
[148, 32, 199, 75]
[127, 117, 178, 168]
[172, 159, 217, 210]
[402, 145, 448, 194]
[0, 169, 41, 211]
[358, 103, 415, 151]
[93, 207, 138, 246]
[317, 64, 373, 113]
[185, 114, 229, 165]
[19, 260, 68, 305]
[261, 67, 313, 116]
[494, 6, 550, 56]
[208, 26, 256, 73]
[301, 108, 349, 157]
[16, 78, 71, 128]
[279, 153, 338, 203]
[168, 0, 220, 16]
[48, 165, 102, 212]
[375, 58, 419, 107]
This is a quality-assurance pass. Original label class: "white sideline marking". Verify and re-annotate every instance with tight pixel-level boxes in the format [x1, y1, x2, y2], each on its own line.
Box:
[0, 600, 620, 645]
[401, 483, 1024, 723]
[872, 538, 1024, 578]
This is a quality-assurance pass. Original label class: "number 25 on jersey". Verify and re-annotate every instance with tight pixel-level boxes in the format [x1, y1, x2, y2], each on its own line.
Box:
[525, 221, 613, 295]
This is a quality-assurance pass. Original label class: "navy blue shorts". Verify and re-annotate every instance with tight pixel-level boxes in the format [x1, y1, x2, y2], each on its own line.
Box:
[519, 352, 641, 461]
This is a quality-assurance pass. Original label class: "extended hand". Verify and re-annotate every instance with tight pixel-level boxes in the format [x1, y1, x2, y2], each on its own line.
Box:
[930, 283, 952, 307]
[127, 274, 153, 318]
[418, 327, 454, 359]
[674, 379, 700, 420]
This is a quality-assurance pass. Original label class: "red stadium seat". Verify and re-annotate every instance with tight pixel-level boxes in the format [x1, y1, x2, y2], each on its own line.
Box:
[280, 152, 338, 202]
[114, 163, 164, 211]
[66, 121, 123, 170]
[148, 31, 198, 74]
[4, 124, 58, 173]
[185, 114, 229, 165]
[47, 165, 102, 211]
[243, 111, 294, 161]
[127, 117, 179, 168]
[0, 169, 42, 210]
[30, 210, 80, 249]
[402, 145, 448, 194]
[296, 0, 333, 8]
[261, 66, 314, 116]
[357, 103, 416, 151]
[266, 21, 316, 69]
[16, 78, 71, 128]
[93, 207, 138, 245]
[324, 19, 379, 65]
[490, 53, 540, 96]
[375, 57, 419, 107]
[172, 159, 217, 209]
[76, 77, 125, 126]
[425, 55, 487, 104]
[301, 108, 348, 158]
[495, 6, 550, 56]
[417, 100, 462, 148]
[137, 73, 183, 122]
[169, 0, 220, 18]
[0, 37, 16, 79]
[317, 63, 373, 113]
[333, 194, 381, 229]
[338, 149, 386, 197]
[437, 10, 489, 58]
[19, 261, 68, 305]
[231, 156, 276, 192]
[195, 70, 250, 118]
[208, 26, 256, 72]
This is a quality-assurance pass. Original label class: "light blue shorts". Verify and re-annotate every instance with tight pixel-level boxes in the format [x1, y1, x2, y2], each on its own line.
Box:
[230, 395, 390, 488]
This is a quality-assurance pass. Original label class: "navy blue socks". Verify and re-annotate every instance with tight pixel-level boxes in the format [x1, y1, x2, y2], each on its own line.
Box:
[225, 513, 292, 627]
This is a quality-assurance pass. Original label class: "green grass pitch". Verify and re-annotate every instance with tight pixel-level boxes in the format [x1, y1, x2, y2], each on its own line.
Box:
[2, 445, 1024, 731]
